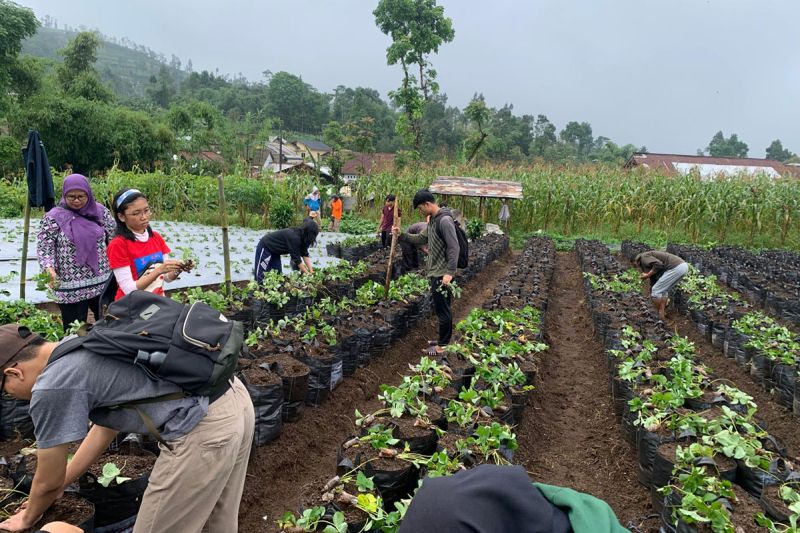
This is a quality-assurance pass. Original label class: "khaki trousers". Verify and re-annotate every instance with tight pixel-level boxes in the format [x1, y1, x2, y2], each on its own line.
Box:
[133, 377, 255, 533]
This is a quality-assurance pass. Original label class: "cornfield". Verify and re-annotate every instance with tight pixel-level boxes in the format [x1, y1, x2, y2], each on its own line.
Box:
[2, 162, 798, 249]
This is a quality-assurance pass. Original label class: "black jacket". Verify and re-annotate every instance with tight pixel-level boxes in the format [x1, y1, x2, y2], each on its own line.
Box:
[259, 221, 318, 267]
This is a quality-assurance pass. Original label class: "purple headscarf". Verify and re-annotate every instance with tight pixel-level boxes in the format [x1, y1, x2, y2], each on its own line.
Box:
[47, 174, 106, 274]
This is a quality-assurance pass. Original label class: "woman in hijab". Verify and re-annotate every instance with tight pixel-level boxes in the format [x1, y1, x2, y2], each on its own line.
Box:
[303, 186, 322, 228]
[254, 219, 320, 282]
[36, 174, 116, 328]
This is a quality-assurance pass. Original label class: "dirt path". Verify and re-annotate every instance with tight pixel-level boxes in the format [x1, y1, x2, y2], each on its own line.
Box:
[668, 311, 800, 460]
[514, 251, 657, 531]
[238, 250, 515, 532]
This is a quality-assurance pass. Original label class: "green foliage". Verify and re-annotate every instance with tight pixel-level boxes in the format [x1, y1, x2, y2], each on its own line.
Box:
[97, 462, 131, 487]
[706, 130, 748, 158]
[0, 0, 38, 112]
[374, 0, 454, 151]
[338, 214, 375, 235]
[268, 198, 295, 229]
[766, 139, 795, 162]
[0, 300, 64, 341]
[465, 218, 485, 241]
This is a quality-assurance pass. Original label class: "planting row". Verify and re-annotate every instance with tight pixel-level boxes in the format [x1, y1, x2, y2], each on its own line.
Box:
[666, 243, 800, 326]
[577, 239, 800, 533]
[276, 237, 554, 532]
[622, 240, 800, 416]
[232, 234, 510, 448]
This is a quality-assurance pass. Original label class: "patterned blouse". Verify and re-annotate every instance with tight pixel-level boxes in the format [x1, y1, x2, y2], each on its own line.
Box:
[36, 207, 117, 304]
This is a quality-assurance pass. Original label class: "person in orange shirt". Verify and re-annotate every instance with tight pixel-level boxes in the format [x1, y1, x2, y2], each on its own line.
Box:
[329, 194, 343, 232]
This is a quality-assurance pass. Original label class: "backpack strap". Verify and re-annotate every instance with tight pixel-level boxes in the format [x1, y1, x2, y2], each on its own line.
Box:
[48, 336, 87, 364]
[108, 392, 190, 451]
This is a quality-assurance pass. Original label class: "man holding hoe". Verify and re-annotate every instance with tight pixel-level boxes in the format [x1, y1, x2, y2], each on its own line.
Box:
[393, 189, 460, 356]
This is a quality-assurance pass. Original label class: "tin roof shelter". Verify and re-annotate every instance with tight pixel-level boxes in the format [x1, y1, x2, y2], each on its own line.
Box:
[429, 176, 523, 224]
[429, 176, 523, 199]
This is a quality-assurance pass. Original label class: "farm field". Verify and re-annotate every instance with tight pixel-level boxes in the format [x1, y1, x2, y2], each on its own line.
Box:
[0, 218, 345, 303]
[0, 232, 799, 531]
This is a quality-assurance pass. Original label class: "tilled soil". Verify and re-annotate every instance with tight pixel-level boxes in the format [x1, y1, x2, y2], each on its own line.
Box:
[669, 311, 800, 460]
[238, 250, 515, 532]
[514, 251, 658, 532]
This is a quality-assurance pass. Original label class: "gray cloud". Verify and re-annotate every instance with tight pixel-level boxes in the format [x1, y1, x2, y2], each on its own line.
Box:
[19, 0, 800, 156]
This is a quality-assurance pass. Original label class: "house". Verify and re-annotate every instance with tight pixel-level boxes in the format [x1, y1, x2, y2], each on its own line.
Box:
[290, 140, 332, 162]
[624, 153, 800, 179]
[258, 138, 304, 174]
[341, 152, 396, 181]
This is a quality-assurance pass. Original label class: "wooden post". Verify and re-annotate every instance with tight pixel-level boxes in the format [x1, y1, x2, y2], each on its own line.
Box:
[384, 199, 400, 293]
[479, 196, 485, 223]
[217, 175, 232, 297]
[19, 201, 31, 300]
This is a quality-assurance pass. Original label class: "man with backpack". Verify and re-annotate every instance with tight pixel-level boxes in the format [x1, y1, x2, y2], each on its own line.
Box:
[0, 296, 255, 532]
[393, 189, 467, 356]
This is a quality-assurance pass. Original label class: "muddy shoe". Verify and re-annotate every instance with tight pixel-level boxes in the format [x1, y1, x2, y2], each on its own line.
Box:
[422, 341, 443, 356]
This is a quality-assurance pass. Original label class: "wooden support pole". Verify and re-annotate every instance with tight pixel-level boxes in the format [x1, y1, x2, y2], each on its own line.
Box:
[385, 198, 400, 293]
[217, 175, 232, 297]
[19, 202, 31, 300]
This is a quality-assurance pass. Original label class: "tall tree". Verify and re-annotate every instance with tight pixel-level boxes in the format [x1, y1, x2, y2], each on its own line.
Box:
[560, 121, 594, 159]
[765, 139, 795, 162]
[374, 0, 454, 153]
[706, 131, 748, 158]
[57, 32, 113, 102]
[0, 0, 38, 113]
[530, 115, 557, 157]
[464, 95, 489, 164]
[265, 71, 329, 133]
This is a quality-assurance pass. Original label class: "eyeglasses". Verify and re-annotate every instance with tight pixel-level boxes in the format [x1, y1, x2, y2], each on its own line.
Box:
[126, 207, 152, 218]
[66, 194, 88, 202]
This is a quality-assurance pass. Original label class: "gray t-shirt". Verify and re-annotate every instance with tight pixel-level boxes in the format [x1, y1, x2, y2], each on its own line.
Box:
[31, 345, 209, 449]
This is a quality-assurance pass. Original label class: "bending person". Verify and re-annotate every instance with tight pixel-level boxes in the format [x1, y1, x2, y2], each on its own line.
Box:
[254, 219, 320, 282]
[36, 174, 116, 327]
[634, 250, 689, 319]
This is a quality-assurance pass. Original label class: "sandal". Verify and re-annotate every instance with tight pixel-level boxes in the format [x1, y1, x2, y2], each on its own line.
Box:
[421, 341, 442, 356]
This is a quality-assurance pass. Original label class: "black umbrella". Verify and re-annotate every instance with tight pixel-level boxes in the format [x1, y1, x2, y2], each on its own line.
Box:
[19, 130, 55, 299]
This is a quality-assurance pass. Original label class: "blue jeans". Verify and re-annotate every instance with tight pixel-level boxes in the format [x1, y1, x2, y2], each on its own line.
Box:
[254, 242, 283, 282]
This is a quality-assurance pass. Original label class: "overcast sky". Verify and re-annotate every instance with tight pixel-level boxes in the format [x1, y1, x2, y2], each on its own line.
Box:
[17, 0, 800, 156]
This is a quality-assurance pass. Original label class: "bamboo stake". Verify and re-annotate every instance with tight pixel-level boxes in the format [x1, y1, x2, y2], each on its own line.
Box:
[217, 175, 232, 297]
[384, 198, 400, 293]
[19, 201, 31, 300]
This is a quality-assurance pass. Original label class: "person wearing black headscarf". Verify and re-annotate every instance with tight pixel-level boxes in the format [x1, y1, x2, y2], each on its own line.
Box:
[254, 218, 319, 282]
[399, 464, 628, 533]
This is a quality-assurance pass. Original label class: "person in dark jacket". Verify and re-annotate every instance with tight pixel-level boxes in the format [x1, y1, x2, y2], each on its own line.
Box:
[399, 464, 628, 533]
[254, 219, 319, 282]
[634, 250, 689, 319]
[398, 220, 428, 273]
[393, 190, 459, 355]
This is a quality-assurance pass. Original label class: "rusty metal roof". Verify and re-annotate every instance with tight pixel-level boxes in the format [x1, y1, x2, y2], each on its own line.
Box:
[625, 152, 800, 178]
[429, 177, 524, 199]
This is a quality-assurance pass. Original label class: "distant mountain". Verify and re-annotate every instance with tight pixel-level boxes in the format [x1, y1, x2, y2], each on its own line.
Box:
[21, 27, 187, 99]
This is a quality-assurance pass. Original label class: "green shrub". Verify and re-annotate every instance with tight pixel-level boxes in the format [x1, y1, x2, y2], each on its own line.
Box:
[466, 218, 485, 241]
[269, 198, 295, 229]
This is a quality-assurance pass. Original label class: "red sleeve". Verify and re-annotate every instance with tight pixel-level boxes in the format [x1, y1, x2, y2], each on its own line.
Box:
[151, 232, 171, 255]
[106, 237, 131, 270]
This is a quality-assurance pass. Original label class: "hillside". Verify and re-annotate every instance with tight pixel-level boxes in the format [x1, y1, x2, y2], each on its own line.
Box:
[21, 27, 187, 99]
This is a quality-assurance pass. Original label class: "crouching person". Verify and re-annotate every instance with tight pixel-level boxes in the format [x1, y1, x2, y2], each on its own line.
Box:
[0, 324, 255, 533]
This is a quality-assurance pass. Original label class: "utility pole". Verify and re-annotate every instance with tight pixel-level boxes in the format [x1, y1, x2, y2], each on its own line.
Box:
[278, 133, 283, 174]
